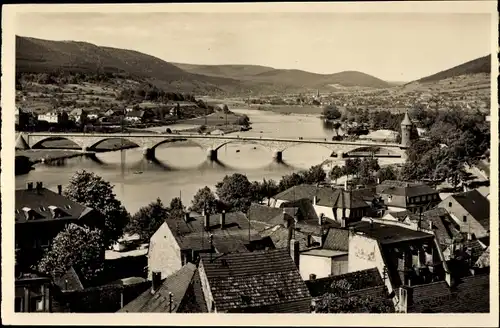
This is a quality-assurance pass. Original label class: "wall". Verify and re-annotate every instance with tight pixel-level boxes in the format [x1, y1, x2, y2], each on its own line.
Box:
[300, 255, 332, 280]
[197, 261, 215, 313]
[347, 233, 384, 274]
[331, 255, 349, 276]
[312, 205, 334, 221]
[147, 222, 182, 280]
[438, 198, 488, 238]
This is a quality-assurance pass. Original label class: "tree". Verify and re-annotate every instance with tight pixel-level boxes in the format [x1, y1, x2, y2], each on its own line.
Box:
[322, 105, 342, 120]
[278, 172, 306, 192]
[358, 158, 380, 185]
[256, 179, 279, 205]
[376, 166, 398, 183]
[302, 164, 327, 184]
[168, 197, 186, 219]
[190, 186, 221, 214]
[126, 198, 168, 241]
[329, 165, 344, 184]
[37, 224, 104, 284]
[64, 170, 130, 247]
[215, 173, 254, 212]
[315, 294, 394, 313]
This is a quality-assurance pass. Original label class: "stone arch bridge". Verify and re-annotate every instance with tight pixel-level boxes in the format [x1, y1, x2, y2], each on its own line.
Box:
[21, 132, 408, 163]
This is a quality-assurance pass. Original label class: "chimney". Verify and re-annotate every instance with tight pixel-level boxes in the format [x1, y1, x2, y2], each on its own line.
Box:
[220, 210, 226, 228]
[313, 195, 317, 206]
[467, 232, 473, 241]
[184, 212, 190, 223]
[318, 213, 324, 226]
[398, 286, 413, 313]
[57, 185, 62, 195]
[306, 235, 312, 248]
[151, 271, 161, 294]
[309, 274, 317, 281]
[36, 182, 43, 194]
[27, 182, 34, 191]
[204, 211, 210, 231]
[290, 239, 300, 268]
[341, 217, 347, 228]
[428, 221, 433, 230]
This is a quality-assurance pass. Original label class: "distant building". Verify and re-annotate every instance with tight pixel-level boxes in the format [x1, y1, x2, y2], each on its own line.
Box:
[437, 190, 490, 239]
[376, 180, 441, 214]
[69, 108, 87, 122]
[147, 211, 274, 280]
[197, 248, 312, 313]
[15, 182, 102, 268]
[125, 110, 145, 123]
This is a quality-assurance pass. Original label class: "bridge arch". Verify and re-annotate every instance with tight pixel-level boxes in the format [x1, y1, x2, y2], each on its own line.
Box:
[149, 137, 205, 151]
[31, 137, 82, 150]
[86, 137, 140, 151]
[213, 140, 276, 152]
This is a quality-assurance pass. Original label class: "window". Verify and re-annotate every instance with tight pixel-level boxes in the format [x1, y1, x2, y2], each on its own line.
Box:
[448, 202, 452, 207]
[30, 296, 44, 312]
[463, 216, 467, 223]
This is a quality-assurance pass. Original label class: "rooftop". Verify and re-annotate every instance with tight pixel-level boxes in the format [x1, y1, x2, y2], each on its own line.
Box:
[407, 207, 462, 244]
[15, 186, 94, 224]
[272, 184, 320, 202]
[447, 190, 490, 231]
[118, 263, 197, 313]
[199, 249, 311, 313]
[315, 188, 369, 209]
[322, 227, 349, 251]
[376, 180, 438, 198]
[351, 220, 434, 245]
[300, 249, 348, 258]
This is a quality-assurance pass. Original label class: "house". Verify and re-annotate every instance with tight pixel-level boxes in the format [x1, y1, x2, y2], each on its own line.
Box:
[147, 211, 274, 280]
[15, 182, 102, 268]
[437, 190, 490, 239]
[312, 187, 371, 224]
[15, 269, 54, 312]
[347, 218, 452, 312]
[376, 180, 441, 214]
[37, 111, 69, 125]
[69, 108, 87, 122]
[118, 263, 203, 313]
[269, 184, 319, 208]
[197, 248, 312, 313]
[125, 110, 145, 123]
[104, 109, 117, 117]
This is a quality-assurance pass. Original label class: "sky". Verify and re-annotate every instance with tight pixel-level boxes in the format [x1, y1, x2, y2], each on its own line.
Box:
[15, 11, 492, 82]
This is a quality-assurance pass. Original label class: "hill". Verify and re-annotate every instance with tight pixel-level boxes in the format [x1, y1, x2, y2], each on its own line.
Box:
[173, 62, 391, 89]
[416, 55, 491, 83]
[16, 36, 242, 95]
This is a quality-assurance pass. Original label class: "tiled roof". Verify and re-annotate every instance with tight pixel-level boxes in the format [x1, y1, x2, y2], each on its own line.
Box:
[408, 273, 490, 313]
[15, 187, 94, 223]
[280, 198, 319, 221]
[53, 267, 84, 292]
[449, 190, 490, 231]
[258, 225, 312, 251]
[315, 188, 368, 209]
[377, 180, 438, 198]
[322, 228, 349, 251]
[306, 268, 383, 298]
[408, 207, 462, 243]
[247, 203, 283, 226]
[200, 249, 311, 313]
[118, 263, 197, 313]
[272, 184, 319, 202]
[351, 221, 434, 245]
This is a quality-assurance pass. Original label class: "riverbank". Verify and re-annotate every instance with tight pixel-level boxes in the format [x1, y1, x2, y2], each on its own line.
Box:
[247, 104, 323, 116]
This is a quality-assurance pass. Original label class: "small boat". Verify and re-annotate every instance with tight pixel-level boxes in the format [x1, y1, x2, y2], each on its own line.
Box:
[253, 147, 257, 150]
[236, 149, 240, 153]
[133, 171, 143, 174]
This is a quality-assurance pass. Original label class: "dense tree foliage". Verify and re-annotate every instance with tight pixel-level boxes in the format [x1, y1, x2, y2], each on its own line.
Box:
[190, 186, 223, 215]
[251, 178, 280, 205]
[64, 170, 130, 247]
[125, 198, 169, 241]
[37, 224, 104, 284]
[215, 173, 254, 212]
[322, 105, 342, 120]
[116, 83, 196, 103]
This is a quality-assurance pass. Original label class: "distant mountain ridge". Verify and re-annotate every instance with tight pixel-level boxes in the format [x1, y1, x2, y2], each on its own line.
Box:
[173, 62, 391, 89]
[17, 36, 391, 95]
[416, 55, 491, 83]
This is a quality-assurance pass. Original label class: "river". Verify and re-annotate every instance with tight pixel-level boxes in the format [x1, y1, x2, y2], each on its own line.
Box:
[15, 109, 403, 214]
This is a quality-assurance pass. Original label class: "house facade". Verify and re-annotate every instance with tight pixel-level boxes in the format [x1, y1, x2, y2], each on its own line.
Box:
[437, 190, 490, 239]
[376, 180, 441, 214]
[15, 270, 54, 312]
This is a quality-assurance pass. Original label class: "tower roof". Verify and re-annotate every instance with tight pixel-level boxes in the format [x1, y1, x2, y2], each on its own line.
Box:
[401, 111, 413, 126]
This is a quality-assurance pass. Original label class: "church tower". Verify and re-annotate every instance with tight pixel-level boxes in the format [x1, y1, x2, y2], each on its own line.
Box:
[400, 111, 413, 148]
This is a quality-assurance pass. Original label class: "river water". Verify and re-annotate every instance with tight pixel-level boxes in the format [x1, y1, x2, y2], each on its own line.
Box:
[15, 109, 402, 214]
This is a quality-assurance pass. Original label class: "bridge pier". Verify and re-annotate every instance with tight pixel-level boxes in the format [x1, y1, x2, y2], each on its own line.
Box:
[143, 147, 155, 160]
[207, 149, 218, 162]
[273, 150, 283, 163]
[82, 147, 89, 153]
